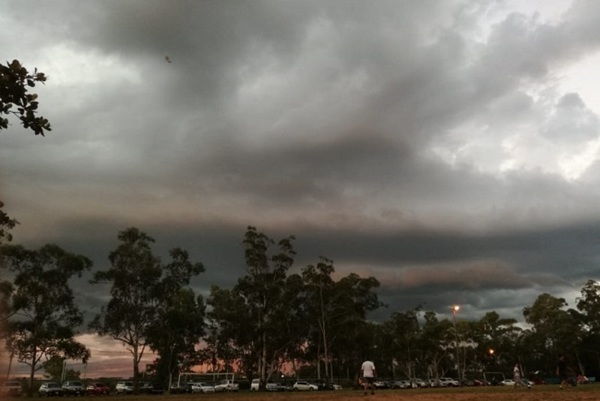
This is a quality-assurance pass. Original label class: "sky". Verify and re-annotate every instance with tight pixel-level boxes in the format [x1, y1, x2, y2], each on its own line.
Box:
[2, 0, 600, 378]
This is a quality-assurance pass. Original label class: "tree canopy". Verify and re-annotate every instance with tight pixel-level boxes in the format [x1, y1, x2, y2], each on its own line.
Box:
[0, 243, 91, 392]
[0, 59, 51, 136]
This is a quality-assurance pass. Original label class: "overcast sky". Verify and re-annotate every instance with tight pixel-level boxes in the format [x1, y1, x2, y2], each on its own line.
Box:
[2, 0, 600, 377]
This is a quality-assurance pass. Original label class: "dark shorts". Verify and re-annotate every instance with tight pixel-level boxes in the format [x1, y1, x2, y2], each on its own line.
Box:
[362, 377, 374, 384]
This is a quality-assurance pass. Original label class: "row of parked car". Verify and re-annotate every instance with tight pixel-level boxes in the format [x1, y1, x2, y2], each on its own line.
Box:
[249, 379, 343, 391]
[372, 377, 460, 389]
[36, 381, 166, 397]
[169, 379, 239, 394]
[372, 376, 537, 389]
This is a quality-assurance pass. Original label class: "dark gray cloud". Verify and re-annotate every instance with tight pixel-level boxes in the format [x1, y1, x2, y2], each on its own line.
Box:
[2, 0, 600, 375]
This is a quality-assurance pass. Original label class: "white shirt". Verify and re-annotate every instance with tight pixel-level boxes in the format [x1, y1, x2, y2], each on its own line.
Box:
[361, 360, 376, 378]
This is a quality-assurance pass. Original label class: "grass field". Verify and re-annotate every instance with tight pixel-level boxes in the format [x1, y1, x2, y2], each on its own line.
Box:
[73, 385, 600, 401]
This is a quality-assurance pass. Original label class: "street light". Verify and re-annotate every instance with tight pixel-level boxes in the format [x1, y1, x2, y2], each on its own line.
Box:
[451, 305, 460, 381]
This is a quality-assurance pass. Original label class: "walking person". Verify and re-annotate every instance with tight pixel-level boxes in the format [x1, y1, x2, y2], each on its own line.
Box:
[513, 363, 522, 387]
[361, 359, 376, 395]
[557, 354, 569, 389]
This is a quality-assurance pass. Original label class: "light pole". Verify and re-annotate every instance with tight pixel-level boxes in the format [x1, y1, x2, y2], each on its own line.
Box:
[451, 305, 460, 381]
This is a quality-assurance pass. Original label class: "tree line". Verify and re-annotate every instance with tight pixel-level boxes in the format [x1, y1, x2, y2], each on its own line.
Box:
[2, 224, 600, 394]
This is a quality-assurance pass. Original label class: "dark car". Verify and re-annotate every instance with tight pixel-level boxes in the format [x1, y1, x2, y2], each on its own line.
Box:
[139, 382, 164, 395]
[169, 383, 193, 394]
[1, 381, 23, 397]
[314, 381, 336, 391]
[266, 382, 290, 392]
[86, 382, 111, 395]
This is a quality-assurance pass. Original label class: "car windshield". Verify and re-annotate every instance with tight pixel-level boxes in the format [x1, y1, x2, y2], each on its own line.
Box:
[48, 383, 60, 388]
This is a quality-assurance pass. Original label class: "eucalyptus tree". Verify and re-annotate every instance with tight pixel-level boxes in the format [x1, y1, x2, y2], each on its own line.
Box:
[470, 311, 521, 373]
[145, 248, 206, 388]
[208, 226, 299, 390]
[577, 280, 600, 334]
[206, 285, 256, 375]
[304, 269, 381, 380]
[90, 227, 205, 388]
[418, 311, 453, 381]
[0, 243, 91, 392]
[523, 293, 582, 371]
[576, 280, 600, 375]
[383, 308, 422, 379]
[301, 257, 337, 380]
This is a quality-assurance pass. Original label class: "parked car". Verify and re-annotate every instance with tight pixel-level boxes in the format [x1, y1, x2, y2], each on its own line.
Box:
[169, 383, 193, 394]
[39, 382, 64, 397]
[268, 382, 290, 392]
[412, 378, 429, 388]
[439, 377, 460, 387]
[501, 379, 515, 386]
[214, 379, 239, 392]
[250, 379, 284, 391]
[115, 381, 134, 395]
[373, 380, 389, 389]
[190, 382, 215, 393]
[62, 381, 86, 396]
[314, 381, 339, 391]
[139, 382, 164, 395]
[391, 380, 411, 389]
[292, 381, 318, 391]
[1, 381, 23, 397]
[86, 382, 110, 395]
[461, 378, 484, 386]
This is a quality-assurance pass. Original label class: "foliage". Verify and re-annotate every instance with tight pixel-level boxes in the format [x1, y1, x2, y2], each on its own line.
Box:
[208, 226, 299, 389]
[0, 201, 18, 246]
[146, 266, 207, 387]
[90, 227, 205, 389]
[577, 280, 600, 334]
[0, 243, 91, 392]
[523, 292, 581, 368]
[0, 59, 51, 136]
[301, 259, 381, 381]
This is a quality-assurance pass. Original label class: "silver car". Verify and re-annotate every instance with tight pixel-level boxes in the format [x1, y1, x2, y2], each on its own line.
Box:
[191, 382, 215, 393]
[61, 381, 85, 396]
[292, 381, 318, 391]
[39, 382, 63, 397]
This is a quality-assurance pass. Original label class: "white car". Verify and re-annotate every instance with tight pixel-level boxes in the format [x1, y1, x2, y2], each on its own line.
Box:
[38, 382, 63, 397]
[292, 381, 318, 391]
[251, 379, 287, 391]
[391, 380, 411, 389]
[214, 379, 239, 392]
[115, 381, 134, 395]
[501, 379, 515, 386]
[191, 382, 215, 393]
[439, 377, 460, 387]
[413, 378, 429, 388]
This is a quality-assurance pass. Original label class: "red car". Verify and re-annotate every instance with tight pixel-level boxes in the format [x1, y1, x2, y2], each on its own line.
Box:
[86, 383, 110, 396]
